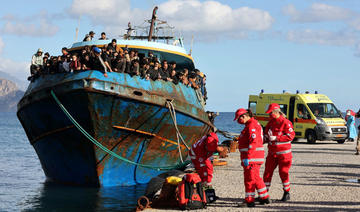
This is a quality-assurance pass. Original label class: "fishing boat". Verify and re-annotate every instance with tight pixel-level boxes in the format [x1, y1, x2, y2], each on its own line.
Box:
[17, 7, 214, 186]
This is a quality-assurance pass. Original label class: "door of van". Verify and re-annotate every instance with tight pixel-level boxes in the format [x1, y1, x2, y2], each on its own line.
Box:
[293, 103, 313, 138]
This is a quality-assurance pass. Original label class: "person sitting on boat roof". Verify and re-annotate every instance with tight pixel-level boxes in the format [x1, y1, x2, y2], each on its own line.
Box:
[44, 52, 50, 59]
[83, 31, 95, 42]
[90, 47, 110, 77]
[59, 55, 70, 73]
[61, 47, 69, 57]
[42, 55, 51, 74]
[28, 48, 44, 81]
[49, 56, 59, 74]
[106, 39, 119, 54]
[99, 32, 108, 40]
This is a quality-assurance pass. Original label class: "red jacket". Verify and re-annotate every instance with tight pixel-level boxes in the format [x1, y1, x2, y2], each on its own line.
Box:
[264, 115, 295, 159]
[238, 118, 265, 166]
[189, 132, 218, 160]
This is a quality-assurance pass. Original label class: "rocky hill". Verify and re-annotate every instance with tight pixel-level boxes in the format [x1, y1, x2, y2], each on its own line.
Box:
[0, 78, 24, 112]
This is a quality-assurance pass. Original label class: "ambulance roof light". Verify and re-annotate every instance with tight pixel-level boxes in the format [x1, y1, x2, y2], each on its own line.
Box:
[283, 90, 286, 93]
[315, 91, 318, 94]
[261, 89, 264, 93]
[296, 90, 300, 94]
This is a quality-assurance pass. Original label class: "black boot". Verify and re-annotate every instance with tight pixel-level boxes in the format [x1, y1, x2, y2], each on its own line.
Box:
[259, 197, 271, 205]
[280, 191, 290, 202]
[237, 201, 255, 208]
[247, 202, 255, 207]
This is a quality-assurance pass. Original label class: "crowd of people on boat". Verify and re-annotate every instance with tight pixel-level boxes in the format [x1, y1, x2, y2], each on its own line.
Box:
[29, 31, 208, 101]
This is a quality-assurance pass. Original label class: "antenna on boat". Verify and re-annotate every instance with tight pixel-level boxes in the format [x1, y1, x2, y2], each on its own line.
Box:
[75, 17, 80, 42]
[148, 6, 158, 41]
[189, 35, 194, 55]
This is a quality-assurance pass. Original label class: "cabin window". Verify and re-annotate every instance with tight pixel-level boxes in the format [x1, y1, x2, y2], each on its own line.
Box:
[249, 102, 257, 114]
[297, 104, 310, 119]
[279, 104, 287, 115]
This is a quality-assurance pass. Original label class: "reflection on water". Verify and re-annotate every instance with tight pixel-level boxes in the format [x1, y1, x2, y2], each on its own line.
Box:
[21, 183, 147, 212]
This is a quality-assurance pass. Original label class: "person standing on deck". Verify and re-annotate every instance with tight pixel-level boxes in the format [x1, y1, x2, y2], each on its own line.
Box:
[234, 108, 270, 207]
[263, 103, 295, 202]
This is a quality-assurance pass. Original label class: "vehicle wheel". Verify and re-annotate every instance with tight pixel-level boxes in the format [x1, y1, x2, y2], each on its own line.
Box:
[306, 130, 316, 144]
[337, 139, 346, 144]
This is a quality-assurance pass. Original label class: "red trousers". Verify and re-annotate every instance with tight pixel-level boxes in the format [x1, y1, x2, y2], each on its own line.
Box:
[191, 158, 213, 183]
[263, 155, 292, 192]
[243, 164, 269, 203]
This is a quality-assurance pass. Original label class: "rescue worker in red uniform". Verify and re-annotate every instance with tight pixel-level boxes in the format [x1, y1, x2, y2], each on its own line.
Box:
[188, 132, 220, 186]
[234, 108, 270, 207]
[263, 103, 295, 202]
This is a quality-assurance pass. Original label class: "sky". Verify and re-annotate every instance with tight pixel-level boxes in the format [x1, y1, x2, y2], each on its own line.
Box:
[0, 0, 359, 112]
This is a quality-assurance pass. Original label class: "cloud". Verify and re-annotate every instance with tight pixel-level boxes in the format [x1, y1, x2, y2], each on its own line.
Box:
[0, 37, 4, 55]
[0, 11, 59, 37]
[68, 0, 274, 41]
[355, 42, 360, 57]
[158, 0, 273, 32]
[350, 17, 360, 31]
[283, 3, 352, 23]
[0, 57, 29, 80]
[287, 29, 358, 46]
[0, 37, 28, 80]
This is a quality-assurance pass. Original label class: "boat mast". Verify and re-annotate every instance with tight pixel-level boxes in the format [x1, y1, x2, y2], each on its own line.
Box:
[148, 6, 158, 41]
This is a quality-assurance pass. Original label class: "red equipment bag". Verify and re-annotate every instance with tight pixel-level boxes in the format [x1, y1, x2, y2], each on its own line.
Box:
[177, 173, 207, 210]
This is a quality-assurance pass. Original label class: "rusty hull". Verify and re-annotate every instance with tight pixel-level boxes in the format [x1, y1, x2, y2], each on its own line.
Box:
[17, 71, 212, 186]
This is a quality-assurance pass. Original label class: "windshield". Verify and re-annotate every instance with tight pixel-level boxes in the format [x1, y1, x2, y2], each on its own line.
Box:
[307, 103, 342, 118]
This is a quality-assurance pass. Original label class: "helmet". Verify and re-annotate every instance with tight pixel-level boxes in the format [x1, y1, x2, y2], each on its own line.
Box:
[93, 47, 101, 53]
[265, 103, 280, 114]
[234, 108, 247, 121]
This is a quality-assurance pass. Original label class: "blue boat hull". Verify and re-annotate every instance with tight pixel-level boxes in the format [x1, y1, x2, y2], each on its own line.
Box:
[17, 71, 212, 186]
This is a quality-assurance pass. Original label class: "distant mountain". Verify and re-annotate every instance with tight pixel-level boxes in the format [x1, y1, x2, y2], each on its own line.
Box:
[0, 71, 28, 91]
[0, 78, 24, 112]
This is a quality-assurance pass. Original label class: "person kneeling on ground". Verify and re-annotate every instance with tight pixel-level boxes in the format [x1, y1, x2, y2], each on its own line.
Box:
[234, 108, 270, 207]
[188, 132, 225, 187]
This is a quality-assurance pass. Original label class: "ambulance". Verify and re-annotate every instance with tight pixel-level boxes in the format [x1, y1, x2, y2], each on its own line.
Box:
[248, 91, 348, 144]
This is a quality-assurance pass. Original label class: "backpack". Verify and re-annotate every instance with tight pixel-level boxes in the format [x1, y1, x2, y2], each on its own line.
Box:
[177, 173, 207, 210]
[205, 188, 218, 203]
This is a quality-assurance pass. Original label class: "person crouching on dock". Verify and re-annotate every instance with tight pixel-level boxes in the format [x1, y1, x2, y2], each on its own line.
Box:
[234, 108, 270, 207]
[263, 103, 295, 202]
[189, 132, 224, 187]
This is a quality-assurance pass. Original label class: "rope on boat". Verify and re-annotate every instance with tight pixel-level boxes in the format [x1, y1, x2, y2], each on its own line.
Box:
[50, 90, 189, 171]
[165, 100, 191, 163]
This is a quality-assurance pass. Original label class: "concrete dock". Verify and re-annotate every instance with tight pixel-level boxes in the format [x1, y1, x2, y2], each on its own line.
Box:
[148, 140, 360, 211]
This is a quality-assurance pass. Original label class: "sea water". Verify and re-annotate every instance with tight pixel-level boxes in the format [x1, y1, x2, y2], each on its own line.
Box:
[0, 112, 147, 211]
